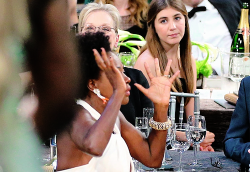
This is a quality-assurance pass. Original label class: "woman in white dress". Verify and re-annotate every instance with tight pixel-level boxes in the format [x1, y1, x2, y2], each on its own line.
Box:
[56, 31, 179, 171]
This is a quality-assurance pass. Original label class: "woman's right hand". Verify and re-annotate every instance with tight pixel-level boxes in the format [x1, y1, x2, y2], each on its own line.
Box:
[134, 58, 179, 106]
[93, 48, 126, 94]
[200, 131, 215, 152]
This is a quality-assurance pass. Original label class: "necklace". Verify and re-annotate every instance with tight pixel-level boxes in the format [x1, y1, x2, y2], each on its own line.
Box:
[170, 56, 181, 70]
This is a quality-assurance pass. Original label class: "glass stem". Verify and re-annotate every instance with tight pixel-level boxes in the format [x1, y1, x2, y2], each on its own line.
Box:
[179, 152, 183, 171]
[193, 144, 198, 165]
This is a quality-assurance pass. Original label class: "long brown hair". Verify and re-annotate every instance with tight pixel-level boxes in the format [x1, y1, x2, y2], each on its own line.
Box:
[141, 0, 194, 105]
[95, 0, 148, 28]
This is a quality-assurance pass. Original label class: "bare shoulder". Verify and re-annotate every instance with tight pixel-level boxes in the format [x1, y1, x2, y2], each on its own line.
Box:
[118, 111, 136, 135]
[137, 49, 154, 63]
[72, 105, 96, 128]
[134, 49, 155, 70]
[191, 55, 196, 64]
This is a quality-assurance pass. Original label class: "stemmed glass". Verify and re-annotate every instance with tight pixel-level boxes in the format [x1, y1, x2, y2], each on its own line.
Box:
[229, 53, 245, 94]
[170, 123, 190, 172]
[143, 108, 172, 170]
[50, 135, 57, 170]
[135, 117, 148, 171]
[186, 115, 206, 166]
[135, 117, 148, 137]
[220, 51, 250, 93]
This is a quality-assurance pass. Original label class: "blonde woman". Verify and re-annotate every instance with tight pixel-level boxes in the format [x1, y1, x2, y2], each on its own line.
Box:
[95, 0, 148, 38]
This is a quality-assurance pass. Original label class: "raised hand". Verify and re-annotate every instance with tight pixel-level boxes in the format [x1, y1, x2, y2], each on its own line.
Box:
[93, 48, 126, 93]
[135, 58, 180, 106]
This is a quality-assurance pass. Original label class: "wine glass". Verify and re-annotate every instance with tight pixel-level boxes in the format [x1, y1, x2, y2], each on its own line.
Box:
[143, 108, 172, 169]
[170, 123, 190, 172]
[229, 53, 245, 93]
[135, 117, 148, 171]
[186, 115, 206, 166]
[220, 50, 250, 93]
[50, 135, 57, 170]
[143, 107, 154, 134]
[135, 117, 148, 137]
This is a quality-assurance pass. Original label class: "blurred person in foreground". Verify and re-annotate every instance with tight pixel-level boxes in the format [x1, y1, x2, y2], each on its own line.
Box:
[224, 76, 250, 166]
[0, 0, 80, 171]
[56, 32, 179, 171]
[25, 0, 80, 141]
[78, 2, 153, 125]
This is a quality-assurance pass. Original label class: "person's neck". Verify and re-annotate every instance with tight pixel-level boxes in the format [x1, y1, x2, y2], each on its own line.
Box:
[84, 94, 106, 115]
[184, 0, 204, 8]
[166, 46, 180, 61]
[113, 0, 130, 16]
[162, 43, 181, 69]
[162, 42, 179, 56]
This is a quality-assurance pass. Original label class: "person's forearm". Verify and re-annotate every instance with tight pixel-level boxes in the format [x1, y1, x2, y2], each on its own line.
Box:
[224, 138, 250, 166]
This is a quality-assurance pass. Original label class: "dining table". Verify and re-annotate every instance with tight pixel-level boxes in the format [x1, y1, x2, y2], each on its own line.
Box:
[199, 99, 234, 151]
[42, 146, 243, 172]
[141, 150, 242, 172]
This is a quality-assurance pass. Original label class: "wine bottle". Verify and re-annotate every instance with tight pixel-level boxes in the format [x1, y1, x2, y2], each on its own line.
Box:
[231, 2, 249, 53]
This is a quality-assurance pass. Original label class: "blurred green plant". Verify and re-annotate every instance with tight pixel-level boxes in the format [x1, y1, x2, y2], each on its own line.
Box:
[118, 30, 146, 59]
[118, 30, 215, 78]
[192, 41, 216, 78]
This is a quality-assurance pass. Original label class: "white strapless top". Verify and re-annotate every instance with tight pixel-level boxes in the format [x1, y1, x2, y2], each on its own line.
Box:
[58, 100, 134, 172]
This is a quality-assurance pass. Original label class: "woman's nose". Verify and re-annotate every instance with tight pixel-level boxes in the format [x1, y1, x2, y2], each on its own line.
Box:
[169, 20, 176, 30]
[123, 73, 131, 84]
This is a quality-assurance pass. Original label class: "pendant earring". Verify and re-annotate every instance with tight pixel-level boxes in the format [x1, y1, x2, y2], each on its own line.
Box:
[93, 88, 109, 104]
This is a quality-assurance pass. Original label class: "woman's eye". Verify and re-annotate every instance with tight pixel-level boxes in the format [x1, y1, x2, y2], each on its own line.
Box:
[160, 19, 167, 23]
[175, 17, 181, 20]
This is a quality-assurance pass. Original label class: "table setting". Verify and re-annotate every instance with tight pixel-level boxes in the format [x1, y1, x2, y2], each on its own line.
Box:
[132, 91, 242, 172]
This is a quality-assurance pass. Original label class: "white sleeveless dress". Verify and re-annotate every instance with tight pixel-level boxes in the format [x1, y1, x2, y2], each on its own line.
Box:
[58, 100, 134, 172]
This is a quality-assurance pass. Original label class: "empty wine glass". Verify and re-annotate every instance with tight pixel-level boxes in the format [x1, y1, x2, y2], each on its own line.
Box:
[220, 50, 250, 93]
[170, 123, 190, 172]
[143, 108, 172, 170]
[50, 135, 57, 170]
[229, 53, 246, 93]
[135, 117, 148, 171]
[186, 115, 206, 166]
[143, 107, 154, 134]
[135, 117, 148, 137]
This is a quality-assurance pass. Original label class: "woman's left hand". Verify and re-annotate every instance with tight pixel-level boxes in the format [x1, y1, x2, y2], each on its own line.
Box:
[135, 58, 179, 106]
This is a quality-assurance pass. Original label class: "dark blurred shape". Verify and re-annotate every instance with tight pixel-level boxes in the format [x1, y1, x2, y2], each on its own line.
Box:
[25, 0, 80, 142]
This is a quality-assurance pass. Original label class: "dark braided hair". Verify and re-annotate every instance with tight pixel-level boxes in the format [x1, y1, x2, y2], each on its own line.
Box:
[77, 31, 111, 99]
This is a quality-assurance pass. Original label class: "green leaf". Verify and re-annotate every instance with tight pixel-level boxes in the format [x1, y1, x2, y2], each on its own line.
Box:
[192, 41, 215, 78]
[123, 40, 146, 47]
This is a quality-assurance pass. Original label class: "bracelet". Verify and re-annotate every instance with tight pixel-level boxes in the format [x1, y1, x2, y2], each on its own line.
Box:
[149, 117, 172, 130]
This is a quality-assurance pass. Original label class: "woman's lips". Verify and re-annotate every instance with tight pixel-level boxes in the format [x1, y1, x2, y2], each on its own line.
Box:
[125, 86, 131, 96]
[169, 33, 178, 37]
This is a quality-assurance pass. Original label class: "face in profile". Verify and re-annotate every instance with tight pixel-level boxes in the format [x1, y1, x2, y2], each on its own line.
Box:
[81, 10, 119, 49]
[94, 52, 131, 105]
[154, 7, 185, 47]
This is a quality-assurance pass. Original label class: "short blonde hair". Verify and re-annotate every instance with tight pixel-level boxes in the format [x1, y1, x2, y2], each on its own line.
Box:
[96, 0, 148, 28]
[78, 2, 121, 33]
